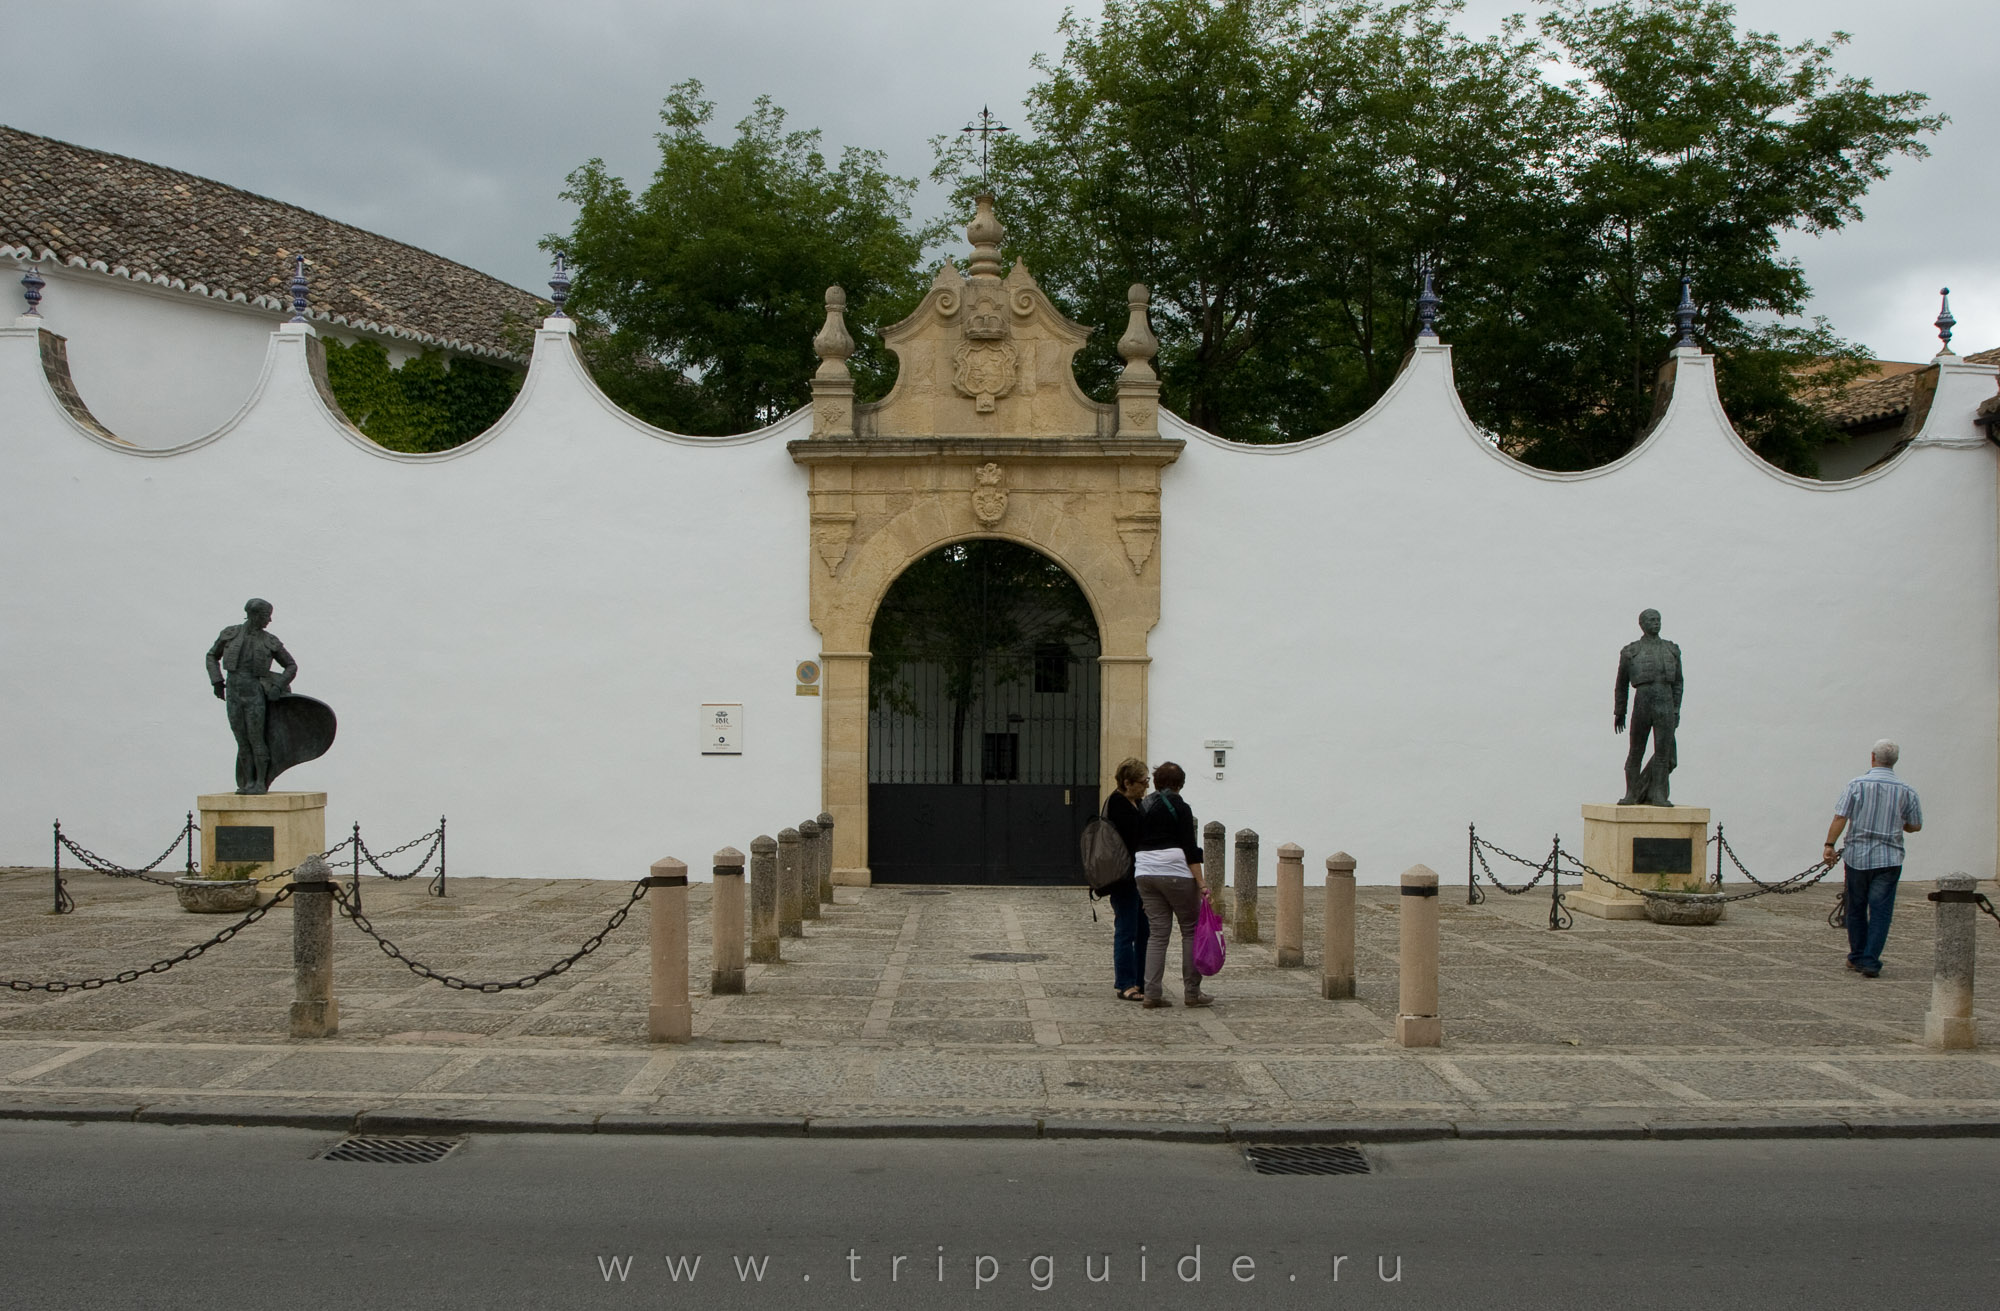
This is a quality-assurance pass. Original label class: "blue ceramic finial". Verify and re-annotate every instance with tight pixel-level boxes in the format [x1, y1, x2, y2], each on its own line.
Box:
[1673, 277, 1698, 349]
[549, 252, 570, 317]
[289, 255, 308, 323]
[1415, 267, 1440, 339]
[21, 264, 44, 316]
[1935, 287, 1955, 354]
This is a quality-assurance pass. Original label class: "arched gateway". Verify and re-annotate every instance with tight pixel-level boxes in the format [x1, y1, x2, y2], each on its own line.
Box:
[791, 196, 1182, 884]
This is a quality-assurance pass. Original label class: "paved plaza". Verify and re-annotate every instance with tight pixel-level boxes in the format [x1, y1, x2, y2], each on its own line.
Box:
[4, 864, 2000, 1136]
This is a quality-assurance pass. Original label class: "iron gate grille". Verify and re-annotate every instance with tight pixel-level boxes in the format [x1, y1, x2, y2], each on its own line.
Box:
[866, 541, 1101, 885]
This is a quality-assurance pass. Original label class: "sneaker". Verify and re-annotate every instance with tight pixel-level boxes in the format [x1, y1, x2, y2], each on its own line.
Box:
[1861, 969, 1880, 979]
[1184, 992, 1215, 1008]
[1845, 960, 1860, 972]
[1142, 996, 1172, 1009]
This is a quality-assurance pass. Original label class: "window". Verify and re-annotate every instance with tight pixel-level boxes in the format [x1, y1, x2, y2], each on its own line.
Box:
[1034, 644, 1070, 694]
[982, 732, 1021, 781]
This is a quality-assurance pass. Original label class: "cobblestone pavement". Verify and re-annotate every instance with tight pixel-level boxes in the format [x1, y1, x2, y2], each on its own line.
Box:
[5, 864, 2000, 1134]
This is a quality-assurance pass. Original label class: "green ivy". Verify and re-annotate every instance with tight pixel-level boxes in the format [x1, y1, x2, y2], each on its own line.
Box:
[320, 337, 522, 453]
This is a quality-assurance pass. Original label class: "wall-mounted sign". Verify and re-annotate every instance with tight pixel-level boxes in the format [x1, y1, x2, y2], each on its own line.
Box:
[701, 703, 743, 754]
[796, 660, 821, 697]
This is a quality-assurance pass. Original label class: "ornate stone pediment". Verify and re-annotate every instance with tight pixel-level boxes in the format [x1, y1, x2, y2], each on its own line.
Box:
[838, 195, 1114, 440]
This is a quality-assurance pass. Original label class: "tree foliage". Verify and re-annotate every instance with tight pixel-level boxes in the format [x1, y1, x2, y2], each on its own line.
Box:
[553, 81, 932, 434]
[940, 0, 1940, 472]
[320, 337, 521, 453]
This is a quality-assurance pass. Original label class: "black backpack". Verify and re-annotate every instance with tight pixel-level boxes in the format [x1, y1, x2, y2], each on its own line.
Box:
[1078, 796, 1130, 893]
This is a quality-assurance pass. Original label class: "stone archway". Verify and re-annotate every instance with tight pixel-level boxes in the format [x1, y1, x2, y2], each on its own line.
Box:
[790, 196, 1182, 884]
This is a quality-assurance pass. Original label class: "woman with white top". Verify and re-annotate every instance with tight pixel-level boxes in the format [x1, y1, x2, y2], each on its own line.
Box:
[1130, 761, 1216, 1009]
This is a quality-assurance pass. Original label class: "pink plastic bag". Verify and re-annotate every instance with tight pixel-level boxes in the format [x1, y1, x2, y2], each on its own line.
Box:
[1192, 895, 1227, 976]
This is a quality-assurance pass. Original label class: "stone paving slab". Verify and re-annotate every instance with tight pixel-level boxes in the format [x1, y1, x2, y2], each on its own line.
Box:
[5, 866, 2000, 1136]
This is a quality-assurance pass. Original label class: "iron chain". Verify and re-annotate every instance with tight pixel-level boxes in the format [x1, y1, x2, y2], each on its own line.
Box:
[5, 885, 294, 992]
[1558, 845, 1837, 905]
[355, 827, 442, 880]
[57, 825, 191, 887]
[330, 879, 648, 992]
[1471, 836, 1554, 895]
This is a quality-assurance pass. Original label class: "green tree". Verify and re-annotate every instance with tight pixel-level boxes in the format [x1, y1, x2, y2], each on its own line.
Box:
[320, 338, 521, 453]
[554, 81, 931, 434]
[1470, 0, 1941, 471]
[943, 0, 1939, 471]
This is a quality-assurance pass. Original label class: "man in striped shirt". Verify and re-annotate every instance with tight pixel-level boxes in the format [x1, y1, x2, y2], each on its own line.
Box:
[1822, 740, 1923, 978]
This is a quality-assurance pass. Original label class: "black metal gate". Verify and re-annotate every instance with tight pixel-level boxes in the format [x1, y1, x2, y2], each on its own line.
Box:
[867, 541, 1100, 885]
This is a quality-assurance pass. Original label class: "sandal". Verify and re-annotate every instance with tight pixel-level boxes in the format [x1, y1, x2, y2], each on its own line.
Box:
[1118, 986, 1144, 1001]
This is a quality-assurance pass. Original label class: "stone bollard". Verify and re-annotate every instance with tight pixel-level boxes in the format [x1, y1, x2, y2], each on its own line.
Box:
[798, 821, 823, 921]
[1395, 864, 1442, 1047]
[711, 847, 746, 995]
[1923, 873, 1980, 1050]
[1203, 821, 1227, 910]
[750, 835, 780, 964]
[817, 811, 836, 905]
[288, 853, 338, 1038]
[1275, 843, 1305, 967]
[777, 827, 804, 939]
[1322, 852, 1357, 999]
[646, 856, 692, 1042]
[1233, 828, 1261, 944]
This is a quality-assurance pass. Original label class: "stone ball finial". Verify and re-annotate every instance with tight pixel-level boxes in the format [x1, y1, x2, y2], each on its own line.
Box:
[1117, 282, 1159, 384]
[966, 194, 1005, 279]
[814, 284, 855, 381]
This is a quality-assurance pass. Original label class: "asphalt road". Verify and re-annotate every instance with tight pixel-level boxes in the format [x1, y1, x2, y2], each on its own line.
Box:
[2, 1123, 1994, 1310]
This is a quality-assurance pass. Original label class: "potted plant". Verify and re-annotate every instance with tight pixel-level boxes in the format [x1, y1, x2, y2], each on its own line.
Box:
[173, 862, 263, 913]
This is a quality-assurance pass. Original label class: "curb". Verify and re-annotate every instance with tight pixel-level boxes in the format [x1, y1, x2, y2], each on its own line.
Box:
[6, 1102, 2000, 1141]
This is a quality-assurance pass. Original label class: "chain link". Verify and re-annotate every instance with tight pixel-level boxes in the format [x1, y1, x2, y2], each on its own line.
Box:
[5, 885, 294, 992]
[1471, 836, 1554, 895]
[329, 879, 649, 992]
[356, 827, 442, 880]
[1558, 844, 1837, 905]
[57, 824, 191, 887]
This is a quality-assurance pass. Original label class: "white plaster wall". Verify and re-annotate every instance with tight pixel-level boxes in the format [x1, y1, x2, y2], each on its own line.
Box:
[1150, 344, 1999, 888]
[4, 313, 1995, 888]
[9, 262, 456, 448]
[0, 318, 821, 881]
[16, 264, 283, 448]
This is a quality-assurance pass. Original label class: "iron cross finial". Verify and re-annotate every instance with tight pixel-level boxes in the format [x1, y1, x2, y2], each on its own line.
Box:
[960, 106, 1012, 185]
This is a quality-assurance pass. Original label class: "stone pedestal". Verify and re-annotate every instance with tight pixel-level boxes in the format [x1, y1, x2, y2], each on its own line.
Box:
[197, 792, 326, 884]
[1569, 804, 1712, 921]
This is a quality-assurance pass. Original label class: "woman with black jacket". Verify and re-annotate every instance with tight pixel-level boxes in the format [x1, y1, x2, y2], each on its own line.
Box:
[1101, 757, 1152, 1000]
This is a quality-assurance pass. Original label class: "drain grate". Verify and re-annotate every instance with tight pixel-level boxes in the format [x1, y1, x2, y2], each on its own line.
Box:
[320, 1135, 463, 1164]
[970, 951, 1047, 962]
[1244, 1144, 1371, 1176]
[900, 889, 952, 896]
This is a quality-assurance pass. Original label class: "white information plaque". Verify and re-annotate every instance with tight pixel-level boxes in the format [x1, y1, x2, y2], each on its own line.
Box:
[701, 703, 743, 754]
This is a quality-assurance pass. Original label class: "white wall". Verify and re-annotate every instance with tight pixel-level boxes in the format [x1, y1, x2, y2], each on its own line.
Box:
[9, 261, 468, 448]
[0, 317, 822, 880]
[3, 313, 1995, 886]
[1150, 343, 1999, 888]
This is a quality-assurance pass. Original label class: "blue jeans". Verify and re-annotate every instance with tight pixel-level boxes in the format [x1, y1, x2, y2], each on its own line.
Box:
[1106, 877, 1151, 993]
[1844, 864, 1902, 972]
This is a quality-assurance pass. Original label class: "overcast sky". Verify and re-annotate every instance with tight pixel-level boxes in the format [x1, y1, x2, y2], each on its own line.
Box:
[5, 0, 1989, 362]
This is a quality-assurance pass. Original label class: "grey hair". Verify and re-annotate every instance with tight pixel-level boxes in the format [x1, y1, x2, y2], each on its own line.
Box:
[1871, 739, 1900, 768]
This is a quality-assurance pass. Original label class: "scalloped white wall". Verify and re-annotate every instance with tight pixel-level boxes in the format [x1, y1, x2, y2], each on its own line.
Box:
[1, 318, 1994, 885]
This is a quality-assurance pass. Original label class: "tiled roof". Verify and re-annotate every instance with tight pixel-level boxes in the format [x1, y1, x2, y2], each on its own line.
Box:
[1820, 346, 2000, 430]
[0, 124, 545, 362]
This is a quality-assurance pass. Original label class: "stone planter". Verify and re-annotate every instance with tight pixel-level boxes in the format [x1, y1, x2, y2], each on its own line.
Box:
[174, 876, 261, 914]
[1643, 891, 1726, 926]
